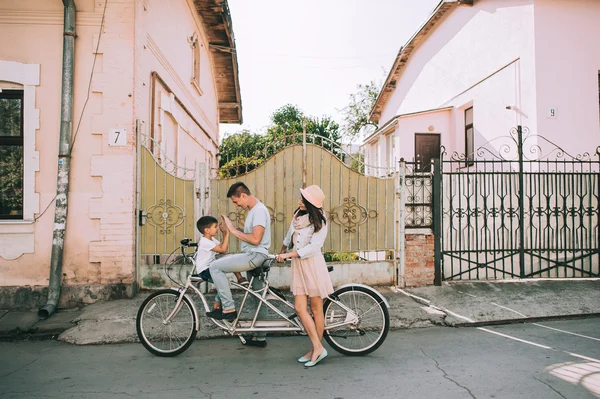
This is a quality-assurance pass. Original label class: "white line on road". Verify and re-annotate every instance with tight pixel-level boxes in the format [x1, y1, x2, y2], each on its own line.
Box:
[457, 291, 478, 298]
[532, 324, 600, 342]
[565, 352, 600, 363]
[490, 302, 600, 342]
[490, 302, 528, 317]
[477, 327, 553, 349]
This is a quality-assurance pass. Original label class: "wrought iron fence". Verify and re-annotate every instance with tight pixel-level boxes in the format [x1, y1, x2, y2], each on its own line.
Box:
[400, 160, 433, 228]
[433, 126, 600, 283]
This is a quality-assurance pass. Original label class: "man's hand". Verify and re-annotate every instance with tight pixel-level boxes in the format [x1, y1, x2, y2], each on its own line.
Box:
[221, 214, 235, 232]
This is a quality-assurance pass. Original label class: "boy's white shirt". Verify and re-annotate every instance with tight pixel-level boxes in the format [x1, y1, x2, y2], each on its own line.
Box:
[194, 237, 220, 273]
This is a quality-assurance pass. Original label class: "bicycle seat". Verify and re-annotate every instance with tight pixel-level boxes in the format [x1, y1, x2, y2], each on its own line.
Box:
[250, 257, 275, 277]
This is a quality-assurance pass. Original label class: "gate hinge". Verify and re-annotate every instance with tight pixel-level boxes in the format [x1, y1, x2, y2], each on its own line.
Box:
[138, 210, 147, 226]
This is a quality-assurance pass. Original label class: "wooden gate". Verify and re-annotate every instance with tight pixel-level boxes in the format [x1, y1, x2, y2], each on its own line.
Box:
[210, 136, 397, 258]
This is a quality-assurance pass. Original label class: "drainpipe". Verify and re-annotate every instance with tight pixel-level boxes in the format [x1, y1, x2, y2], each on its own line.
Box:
[39, 0, 76, 319]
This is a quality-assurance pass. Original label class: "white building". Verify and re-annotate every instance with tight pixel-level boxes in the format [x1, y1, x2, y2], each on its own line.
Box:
[363, 0, 600, 174]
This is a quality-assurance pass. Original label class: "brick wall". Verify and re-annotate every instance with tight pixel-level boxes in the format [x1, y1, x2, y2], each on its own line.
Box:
[404, 232, 435, 287]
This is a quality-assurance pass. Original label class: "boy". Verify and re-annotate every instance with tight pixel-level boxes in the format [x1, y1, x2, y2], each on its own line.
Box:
[195, 215, 248, 312]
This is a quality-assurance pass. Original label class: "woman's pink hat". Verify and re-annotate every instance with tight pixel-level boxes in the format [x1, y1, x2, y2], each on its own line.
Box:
[300, 185, 325, 208]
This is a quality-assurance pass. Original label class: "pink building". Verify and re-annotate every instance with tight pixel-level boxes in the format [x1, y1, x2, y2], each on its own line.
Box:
[0, 0, 242, 310]
[364, 0, 600, 173]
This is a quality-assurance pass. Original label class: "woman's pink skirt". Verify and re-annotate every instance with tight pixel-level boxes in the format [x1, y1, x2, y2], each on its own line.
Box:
[290, 254, 334, 298]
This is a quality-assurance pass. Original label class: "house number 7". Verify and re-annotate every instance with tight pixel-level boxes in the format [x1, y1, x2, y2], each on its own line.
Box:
[109, 128, 127, 146]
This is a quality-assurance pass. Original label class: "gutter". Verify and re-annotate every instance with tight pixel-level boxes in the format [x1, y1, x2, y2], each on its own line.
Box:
[39, 0, 76, 319]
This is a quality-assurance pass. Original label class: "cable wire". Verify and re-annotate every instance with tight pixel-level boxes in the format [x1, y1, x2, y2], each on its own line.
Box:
[35, 0, 108, 222]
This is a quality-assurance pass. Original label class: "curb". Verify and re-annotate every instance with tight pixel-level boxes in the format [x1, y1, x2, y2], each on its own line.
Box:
[451, 313, 600, 328]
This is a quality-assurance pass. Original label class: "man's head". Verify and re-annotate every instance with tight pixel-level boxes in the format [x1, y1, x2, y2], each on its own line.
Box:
[197, 216, 218, 237]
[227, 182, 253, 209]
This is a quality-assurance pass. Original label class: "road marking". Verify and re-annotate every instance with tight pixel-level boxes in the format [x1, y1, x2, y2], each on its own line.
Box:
[477, 327, 553, 349]
[490, 302, 528, 317]
[490, 302, 600, 342]
[532, 324, 600, 342]
[565, 352, 600, 363]
[457, 291, 478, 298]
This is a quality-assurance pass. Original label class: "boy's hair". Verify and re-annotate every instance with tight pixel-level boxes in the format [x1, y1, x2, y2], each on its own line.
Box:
[227, 182, 251, 198]
[197, 216, 218, 235]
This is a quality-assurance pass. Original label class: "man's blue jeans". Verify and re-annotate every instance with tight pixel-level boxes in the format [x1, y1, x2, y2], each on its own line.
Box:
[209, 252, 269, 338]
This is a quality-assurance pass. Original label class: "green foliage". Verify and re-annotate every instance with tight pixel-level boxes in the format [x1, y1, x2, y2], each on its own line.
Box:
[340, 79, 383, 142]
[350, 152, 365, 174]
[217, 104, 343, 178]
[218, 130, 268, 168]
[323, 252, 359, 262]
[0, 147, 23, 216]
[218, 155, 265, 178]
[0, 95, 24, 217]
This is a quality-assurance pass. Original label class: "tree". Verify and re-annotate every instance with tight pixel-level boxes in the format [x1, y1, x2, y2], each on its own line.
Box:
[340, 79, 383, 143]
[217, 130, 268, 178]
[267, 104, 341, 155]
[216, 104, 343, 178]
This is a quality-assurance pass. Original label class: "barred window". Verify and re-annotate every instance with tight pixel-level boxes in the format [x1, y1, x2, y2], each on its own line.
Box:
[0, 89, 24, 219]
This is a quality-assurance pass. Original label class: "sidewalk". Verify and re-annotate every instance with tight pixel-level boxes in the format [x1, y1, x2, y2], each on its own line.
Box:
[1, 279, 599, 344]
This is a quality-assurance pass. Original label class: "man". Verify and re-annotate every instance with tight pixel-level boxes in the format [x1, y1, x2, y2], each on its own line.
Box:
[207, 182, 271, 347]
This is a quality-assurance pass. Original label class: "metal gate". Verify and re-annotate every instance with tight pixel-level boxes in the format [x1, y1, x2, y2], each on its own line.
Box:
[210, 133, 397, 262]
[138, 135, 197, 287]
[433, 127, 600, 281]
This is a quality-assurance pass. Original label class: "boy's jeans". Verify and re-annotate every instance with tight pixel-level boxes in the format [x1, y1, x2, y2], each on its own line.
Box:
[209, 252, 269, 338]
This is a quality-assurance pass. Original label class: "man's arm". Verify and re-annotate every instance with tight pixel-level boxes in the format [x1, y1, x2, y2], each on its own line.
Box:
[221, 214, 265, 246]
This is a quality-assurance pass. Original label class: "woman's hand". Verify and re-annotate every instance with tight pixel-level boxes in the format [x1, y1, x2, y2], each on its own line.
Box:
[275, 251, 298, 262]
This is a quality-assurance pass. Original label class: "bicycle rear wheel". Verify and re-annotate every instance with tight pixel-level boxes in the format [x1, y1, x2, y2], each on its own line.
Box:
[136, 289, 197, 357]
[323, 285, 390, 356]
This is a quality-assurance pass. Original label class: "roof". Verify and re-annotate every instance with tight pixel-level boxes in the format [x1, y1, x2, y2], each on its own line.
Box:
[369, 0, 472, 123]
[363, 106, 453, 145]
[194, 0, 243, 124]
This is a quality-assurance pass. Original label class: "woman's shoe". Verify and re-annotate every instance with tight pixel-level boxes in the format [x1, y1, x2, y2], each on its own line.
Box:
[297, 356, 310, 363]
[304, 349, 328, 367]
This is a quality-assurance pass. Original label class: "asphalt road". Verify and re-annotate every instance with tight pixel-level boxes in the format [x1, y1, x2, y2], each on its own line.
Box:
[1, 318, 599, 399]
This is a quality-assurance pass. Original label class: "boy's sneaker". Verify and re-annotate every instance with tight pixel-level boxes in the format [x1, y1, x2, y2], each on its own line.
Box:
[206, 310, 237, 321]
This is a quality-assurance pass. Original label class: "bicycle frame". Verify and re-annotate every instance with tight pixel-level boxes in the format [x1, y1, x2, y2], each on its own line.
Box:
[164, 253, 360, 336]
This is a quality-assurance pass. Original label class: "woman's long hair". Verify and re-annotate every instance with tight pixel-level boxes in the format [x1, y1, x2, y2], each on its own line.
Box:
[295, 195, 326, 232]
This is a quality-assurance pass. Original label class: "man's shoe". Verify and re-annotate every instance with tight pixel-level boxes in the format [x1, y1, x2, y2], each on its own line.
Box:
[241, 335, 267, 347]
[206, 310, 237, 321]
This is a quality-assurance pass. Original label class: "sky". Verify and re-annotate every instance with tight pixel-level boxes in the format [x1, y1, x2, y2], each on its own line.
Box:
[219, 0, 441, 139]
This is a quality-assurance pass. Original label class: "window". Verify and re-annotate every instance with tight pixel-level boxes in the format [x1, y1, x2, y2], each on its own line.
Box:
[465, 107, 474, 166]
[190, 33, 201, 92]
[0, 89, 23, 219]
[385, 133, 394, 171]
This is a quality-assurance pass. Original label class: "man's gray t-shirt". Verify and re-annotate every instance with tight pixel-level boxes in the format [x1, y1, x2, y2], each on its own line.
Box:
[241, 201, 271, 255]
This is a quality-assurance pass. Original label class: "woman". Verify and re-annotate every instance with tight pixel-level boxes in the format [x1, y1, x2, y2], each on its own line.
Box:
[275, 185, 334, 367]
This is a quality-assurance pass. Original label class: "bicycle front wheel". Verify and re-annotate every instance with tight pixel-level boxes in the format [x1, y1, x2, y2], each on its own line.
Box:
[136, 290, 197, 357]
[323, 285, 390, 356]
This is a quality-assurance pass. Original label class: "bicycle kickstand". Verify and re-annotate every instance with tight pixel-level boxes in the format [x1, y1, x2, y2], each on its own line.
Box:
[238, 335, 246, 345]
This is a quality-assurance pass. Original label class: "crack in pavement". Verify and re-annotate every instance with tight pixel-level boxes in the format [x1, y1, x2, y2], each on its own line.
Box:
[0, 357, 39, 379]
[533, 377, 567, 399]
[419, 347, 476, 399]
